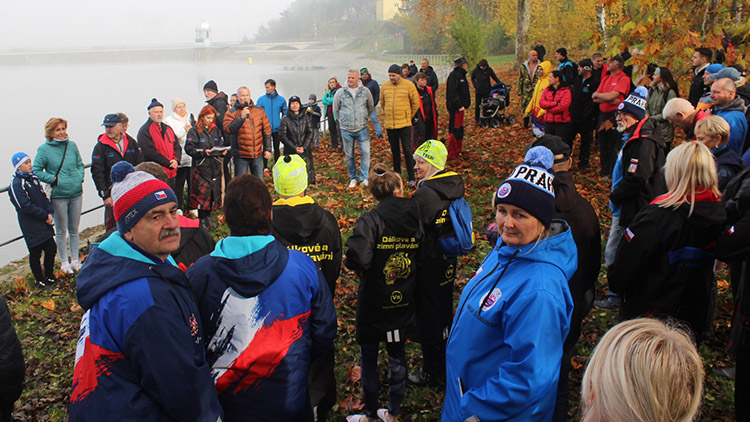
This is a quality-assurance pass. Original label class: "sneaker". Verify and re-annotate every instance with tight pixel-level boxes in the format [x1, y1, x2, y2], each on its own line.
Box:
[35, 279, 55, 291]
[377, 134, 384, 139]
[712, 366, 736, 379]
[70, 259, 82, 271]
[362, 179, 369, 187]
[593, 296, 621, 310]
[60, 261, 73, 274]
[348, 179, 358, 188]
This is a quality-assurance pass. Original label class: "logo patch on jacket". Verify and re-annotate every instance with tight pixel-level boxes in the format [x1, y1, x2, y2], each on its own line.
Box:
[480, 288, 502, 311]
[383, 252, 411, 284]
[625, 228, 635, 242]
[628, 158, 639, 173]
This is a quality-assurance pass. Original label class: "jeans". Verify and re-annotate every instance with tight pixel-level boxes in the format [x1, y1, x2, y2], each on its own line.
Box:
[341, 128, 371, 182]
[234, 156, 264, 180]
[360, 342, 406, 419]
[52, 195, 82, 264]
[386, 127, 415, 181]
[369, 108, 383, 136]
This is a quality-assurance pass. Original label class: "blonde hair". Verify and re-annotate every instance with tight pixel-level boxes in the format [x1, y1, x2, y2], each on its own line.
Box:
[581, 318, 703, 422]
[44, 117, 67, 141]
[655, 141, 720, 216]
[368, 163, 402, 201]
[695, 115, 730, 145]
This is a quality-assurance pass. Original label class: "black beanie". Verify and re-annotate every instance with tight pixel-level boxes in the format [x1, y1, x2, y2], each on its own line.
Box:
[388, 64, 401, 74]
[203, 80, 218, 93]
[147, 98, 163, 110]
[494, 147, 556, 227]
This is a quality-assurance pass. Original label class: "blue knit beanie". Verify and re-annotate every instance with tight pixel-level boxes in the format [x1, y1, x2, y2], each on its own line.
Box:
[12, 152, 30, 170]
[147, 98, 164, 110]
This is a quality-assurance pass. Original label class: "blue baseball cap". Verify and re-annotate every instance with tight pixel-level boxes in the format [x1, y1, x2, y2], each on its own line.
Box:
[102, 114, 122, 127]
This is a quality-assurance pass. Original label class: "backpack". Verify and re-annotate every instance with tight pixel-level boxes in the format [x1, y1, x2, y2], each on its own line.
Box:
[438, 197, 475, 256]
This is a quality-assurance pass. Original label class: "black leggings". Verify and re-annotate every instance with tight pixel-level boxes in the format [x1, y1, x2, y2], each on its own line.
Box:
[29, 237, 56, 281]
[360, 342, 406, 419]
[175, 167, 191, 210]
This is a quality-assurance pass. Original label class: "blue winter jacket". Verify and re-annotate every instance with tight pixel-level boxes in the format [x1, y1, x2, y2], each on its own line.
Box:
[8, 171, 54, 249]
[442, 221, 576, 422]
[187, 235, 337, 422]
[256, 91, 287, 133]
[714, 97, 748, 155]
[69, 233, 223, 422]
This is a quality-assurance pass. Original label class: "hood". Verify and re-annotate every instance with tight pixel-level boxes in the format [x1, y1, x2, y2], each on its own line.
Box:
[373, 197, 420, 236]
[629, 117, 666, 149]
[272, 197, 327, 244]
[96, 132, 128, 152]
[496, 219, 578, 282]
[207, 91, 227, 104]
[77, 232, 179, 310]
[716, 96, 747, 113]
[714, 146, 746, 168]
[418, 171, 465, 200]
[685, 196, 727, 243]
[207, 235, 289, 297]
[539, 61, 552, 77]
[736, 84, 750, 104]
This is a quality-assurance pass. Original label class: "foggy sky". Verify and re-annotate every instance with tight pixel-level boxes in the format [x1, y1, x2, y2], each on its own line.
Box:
[0, 0, 295, 50]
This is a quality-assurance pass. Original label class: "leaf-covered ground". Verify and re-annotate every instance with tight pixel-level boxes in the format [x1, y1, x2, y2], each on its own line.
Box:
[0, 62, 736, 421]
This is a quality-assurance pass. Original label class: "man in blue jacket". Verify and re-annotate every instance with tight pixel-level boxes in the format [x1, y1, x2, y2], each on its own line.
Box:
[187, 174, 337, 422]
[69, 161, 222, 422]
[710, 77, 748, 156]
[361, 68, 383, 138]
[256, 79, 287, 163]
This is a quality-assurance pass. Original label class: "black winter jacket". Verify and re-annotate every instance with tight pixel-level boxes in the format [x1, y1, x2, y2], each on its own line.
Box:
[412, 171, 464, 343]
[91, 132, 143, 199]
[689, 67, 708, 107]
[446, 67, 471, 112]
[0, 295, 25, 391]
[185, 124, 225, 211]
[553, 171, 601, 350]
[422, 65, 439, 94]
[611, 194, 726, 342]
[345, 197, 422, 344]
[272, 196, 342, 294]
[9, 171, 54, 248]
[206, 92, 229, 138]
[279, 112, 313, 151]
[610, 118, 668, 227]
[715, 146, 746, 192]
[570, 73, 601, 120]
[172, 216, 216, 269]
[470, 65, 500, 95]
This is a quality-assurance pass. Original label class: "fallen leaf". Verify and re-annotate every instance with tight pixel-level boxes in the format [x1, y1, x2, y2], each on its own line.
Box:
[571, 358, 583, 370]
[338, 393, 365, 412]
[41, 299, 55, 312]
[14, 277, 27, 294]
[70, 302, 83, 313]
[347, 364, 361, 383]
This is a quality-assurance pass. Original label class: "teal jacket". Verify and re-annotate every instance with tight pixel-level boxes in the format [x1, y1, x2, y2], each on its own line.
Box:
[32, 139, 84, 199]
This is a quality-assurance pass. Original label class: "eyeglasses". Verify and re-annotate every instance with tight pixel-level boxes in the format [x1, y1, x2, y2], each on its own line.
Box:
[615, 111, 626, 120]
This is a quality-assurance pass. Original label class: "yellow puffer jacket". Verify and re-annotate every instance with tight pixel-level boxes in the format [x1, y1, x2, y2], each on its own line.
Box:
[524, 61, 552, 119]
[379, 78, 421, 130]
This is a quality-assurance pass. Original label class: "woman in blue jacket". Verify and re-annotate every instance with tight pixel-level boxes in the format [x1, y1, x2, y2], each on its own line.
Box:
[442, 147, 576, 422]
[32, 118, 85, 274]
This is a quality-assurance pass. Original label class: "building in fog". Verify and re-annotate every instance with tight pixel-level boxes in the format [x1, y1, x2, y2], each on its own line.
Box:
[376, 0, 402, 21]
[195, 21, 212, 46]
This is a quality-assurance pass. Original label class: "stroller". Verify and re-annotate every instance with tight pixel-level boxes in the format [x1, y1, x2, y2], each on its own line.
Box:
[479, 82, 515, 128]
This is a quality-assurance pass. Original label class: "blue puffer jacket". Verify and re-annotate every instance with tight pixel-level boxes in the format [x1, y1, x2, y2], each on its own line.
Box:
[69, 233, 223, 422]
[332, 84, 374, 132]
[256, 91, 287, 133]
[187, 235, 337, 422]
[8, 171, 54, 248]
[442, 221, 576, 422]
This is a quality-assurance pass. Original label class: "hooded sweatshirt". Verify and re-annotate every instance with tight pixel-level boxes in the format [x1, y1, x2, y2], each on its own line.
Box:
[442, 221, 576, 422]
[524, 61, 552, 119]
[186, 236, 336, 422]
[69, 233, 223, 422]
[713, 96, 748, 154]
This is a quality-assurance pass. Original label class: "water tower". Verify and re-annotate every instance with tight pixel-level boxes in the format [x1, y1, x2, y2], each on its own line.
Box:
[195, 21, 212, 46]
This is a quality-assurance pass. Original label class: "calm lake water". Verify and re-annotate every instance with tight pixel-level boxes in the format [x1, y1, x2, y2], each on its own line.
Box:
[0, 53, 385, 265]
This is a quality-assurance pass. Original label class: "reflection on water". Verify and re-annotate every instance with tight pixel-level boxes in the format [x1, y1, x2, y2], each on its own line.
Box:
[0, 55, 381, 265]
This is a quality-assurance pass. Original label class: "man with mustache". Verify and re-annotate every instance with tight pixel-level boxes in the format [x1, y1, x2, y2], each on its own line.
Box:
[595, 86, 667, 310]
[69, 161, 222, 422]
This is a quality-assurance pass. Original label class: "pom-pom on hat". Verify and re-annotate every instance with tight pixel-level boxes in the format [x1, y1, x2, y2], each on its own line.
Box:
[617, 86, 648, 120]
[494, 146, 556, 227]
[414, 140, 448, 171]
[273, 155, 308, 197]
[110, 161, 177, 234]
[12, 152, 30, 170]
[147, 98, 163, 110]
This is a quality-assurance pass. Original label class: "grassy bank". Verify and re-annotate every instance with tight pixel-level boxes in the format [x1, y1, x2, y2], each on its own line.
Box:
[1, 62, 736, 421]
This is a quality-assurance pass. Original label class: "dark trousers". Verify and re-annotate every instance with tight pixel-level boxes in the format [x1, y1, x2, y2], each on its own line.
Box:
[28, 237, 56, 281]
[572, 117, 595, 168]
[360, 342, 407, 419]
[387, 127, 415, 182]
[308, 346, 336, 422]
[0, 381, 23, 422]
[300, 149, 316, 184]
[420, 340, 446, 381]
[329, 119, 340, 149]
[543, 122, 575, 147]
[174, 167, 191, 210]
[272, 131, 281, 163]
[596, 112, 619, 176]
[412, 120, 425, 153]
[104, 203, 115, 231]
[738, 322, 750, 420]
[222, 155, 233, 186]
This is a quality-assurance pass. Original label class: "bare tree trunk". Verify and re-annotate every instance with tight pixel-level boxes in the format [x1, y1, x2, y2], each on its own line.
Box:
[732, 0, 743, 24]
[596, 5, 607, 49]
[515, 0, 530, 66]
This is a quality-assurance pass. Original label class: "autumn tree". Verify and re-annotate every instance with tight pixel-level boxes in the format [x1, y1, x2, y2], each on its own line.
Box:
[449, 5, 487, 66]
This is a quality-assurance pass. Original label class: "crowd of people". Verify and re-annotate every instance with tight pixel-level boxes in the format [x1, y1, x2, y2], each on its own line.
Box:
[0, 46, 749, 422]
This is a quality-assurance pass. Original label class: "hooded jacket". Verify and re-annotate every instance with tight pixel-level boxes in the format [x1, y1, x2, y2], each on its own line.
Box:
[223, 100, 273, 159]
[345, 197, 422, 344]
[539, 85, 572, 123]
[333, 83, 375, 132]
[714, 145, 746, 192]
[279, 109, 314, 151]
[256, 91, 287, 133]
[524, 61, 552, 119]
[442, 221, 576, 422]
[713, 96, 748, 154]
[187, 236, 336, 422]
[422, 65, 439, 93]
[32, 138, 84, 199]
[272, 196, 342, 293]
[412, 171, 464, 343]
[9, 170, 54, 248]
[380, 77, 421, 129]
[610, 117, 668, 227]
[446, 66, 471, 112]
[610, 192, 726, 341]
[69, 233, 223, 422]
[185, 124, 226, 211]
[91, 132, 143, 199]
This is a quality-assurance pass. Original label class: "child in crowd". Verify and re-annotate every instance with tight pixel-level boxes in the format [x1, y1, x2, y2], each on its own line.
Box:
[8, 152, 57, 289]
[306, 94, 322, 148]
[344, 164, 422, 422]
